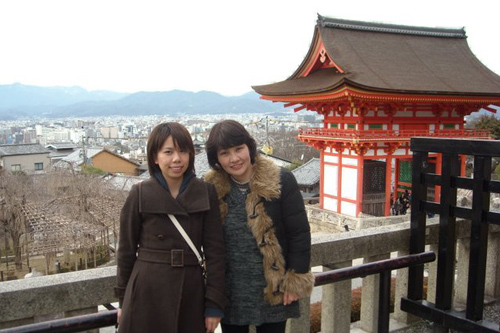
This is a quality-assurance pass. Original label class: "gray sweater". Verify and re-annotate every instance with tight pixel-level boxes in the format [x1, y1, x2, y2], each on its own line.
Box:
[221, 181, 299, 325]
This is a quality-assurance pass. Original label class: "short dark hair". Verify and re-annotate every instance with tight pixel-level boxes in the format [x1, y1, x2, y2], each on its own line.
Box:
[205, 120, 257, 170]
[147, 122, 195, 176]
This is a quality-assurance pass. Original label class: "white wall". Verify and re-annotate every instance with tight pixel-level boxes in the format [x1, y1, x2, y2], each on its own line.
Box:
[1, 153, 50, 172]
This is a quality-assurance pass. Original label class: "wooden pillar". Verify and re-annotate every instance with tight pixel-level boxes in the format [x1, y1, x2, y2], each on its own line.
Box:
[435, 153, 442, 202]
[356, 157, 364, 217]
[385, 156, 392, 216]
[337, 153, 343, 213]
[320, 149, 325, 209]
[394, 158, 400, 198]
[460, 154, 466, 177]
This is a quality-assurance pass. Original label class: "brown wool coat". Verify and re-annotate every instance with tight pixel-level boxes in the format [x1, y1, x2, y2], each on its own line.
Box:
[204, 156, 314, 306]
[115, 177, 227, 333]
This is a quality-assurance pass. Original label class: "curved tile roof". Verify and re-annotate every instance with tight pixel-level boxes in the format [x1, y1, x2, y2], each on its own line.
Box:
[253, 15, 500, 97]
[291, 158, 320, 186]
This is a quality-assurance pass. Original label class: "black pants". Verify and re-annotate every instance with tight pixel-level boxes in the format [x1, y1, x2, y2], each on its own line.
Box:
[221, 321, 287, 333]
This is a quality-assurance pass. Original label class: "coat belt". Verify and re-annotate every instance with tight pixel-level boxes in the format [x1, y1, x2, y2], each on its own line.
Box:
[137, 247, 199, 266]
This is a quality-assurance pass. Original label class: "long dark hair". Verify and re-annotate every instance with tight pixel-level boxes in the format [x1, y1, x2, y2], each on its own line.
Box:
[205, 120, 257, 170]
[147, 122, 195, 176]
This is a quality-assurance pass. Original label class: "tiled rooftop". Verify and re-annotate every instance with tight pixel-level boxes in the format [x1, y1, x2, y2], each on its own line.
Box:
[0, 144, 50, 156]
[292, 157, 320, 186]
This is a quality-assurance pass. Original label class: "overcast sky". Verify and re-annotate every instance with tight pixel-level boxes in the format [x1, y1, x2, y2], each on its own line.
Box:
[1, 0, 499, 96]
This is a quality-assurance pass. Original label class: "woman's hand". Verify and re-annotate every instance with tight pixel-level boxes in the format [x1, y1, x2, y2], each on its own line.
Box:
[117, 308, 122, 324]
[205, 316, 221, 333]
[283, 291, 299, 305]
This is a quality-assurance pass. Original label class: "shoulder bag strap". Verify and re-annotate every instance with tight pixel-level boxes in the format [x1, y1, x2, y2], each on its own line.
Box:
[167, 214, 205, 270]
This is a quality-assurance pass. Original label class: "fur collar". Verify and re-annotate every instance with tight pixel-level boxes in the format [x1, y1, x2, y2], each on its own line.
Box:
[205, 156, 287, 304]
[204, 155, 314, 304]
[204, 155, 281, 205]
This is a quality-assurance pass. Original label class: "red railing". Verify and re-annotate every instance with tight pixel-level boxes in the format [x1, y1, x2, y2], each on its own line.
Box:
[298, 128, 491, 142]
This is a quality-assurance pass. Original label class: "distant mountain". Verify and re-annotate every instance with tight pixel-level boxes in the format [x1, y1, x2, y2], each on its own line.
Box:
[0, 83, 127, 108]
[0, 84, 280, 119]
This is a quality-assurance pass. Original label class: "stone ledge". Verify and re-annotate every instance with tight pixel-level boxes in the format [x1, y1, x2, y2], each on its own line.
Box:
[0, 266, 117, 322]
[310, 218, 486, 267]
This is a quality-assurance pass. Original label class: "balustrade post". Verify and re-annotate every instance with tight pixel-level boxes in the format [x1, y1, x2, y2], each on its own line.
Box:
[393, 250, 419, 325]
[64, 248, 71, 265]
[454, 237, 470, 308]
[485, 228, 500, 299]
[287, 297, 310, 333]
[360, 253, 390, 332]
[426, 243, 439, 304]
[321, 261, 352, 333]
[357, 217, 363, 230]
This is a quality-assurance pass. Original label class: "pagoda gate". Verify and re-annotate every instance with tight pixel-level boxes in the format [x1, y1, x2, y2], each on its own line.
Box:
[253, 15, 500, 217]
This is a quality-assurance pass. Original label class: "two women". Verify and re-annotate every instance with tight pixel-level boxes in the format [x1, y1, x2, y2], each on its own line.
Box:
[115, 123, 226, 333]
[116, 120, 313, 333]
[204, 120, 314, 333]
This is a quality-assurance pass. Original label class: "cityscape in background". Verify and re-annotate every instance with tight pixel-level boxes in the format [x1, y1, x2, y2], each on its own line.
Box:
[0, 111, 323, 168]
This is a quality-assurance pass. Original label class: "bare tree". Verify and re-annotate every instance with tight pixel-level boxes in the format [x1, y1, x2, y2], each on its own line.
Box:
[0, 170, 31, 269]
[267, 129, 320, 166]
[0, 166, 126, 274]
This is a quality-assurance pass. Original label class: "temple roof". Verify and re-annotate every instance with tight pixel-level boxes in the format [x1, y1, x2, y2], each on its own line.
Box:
[253, 15, 500, 98]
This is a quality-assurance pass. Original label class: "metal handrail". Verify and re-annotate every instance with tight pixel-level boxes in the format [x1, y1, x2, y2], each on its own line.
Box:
[0, 310, 117, 333]
[0, 251, 436, 333]
[314, 251, 435, 286]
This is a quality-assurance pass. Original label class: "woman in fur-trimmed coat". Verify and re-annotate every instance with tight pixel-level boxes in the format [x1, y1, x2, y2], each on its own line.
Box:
[204, 120, 314, 333]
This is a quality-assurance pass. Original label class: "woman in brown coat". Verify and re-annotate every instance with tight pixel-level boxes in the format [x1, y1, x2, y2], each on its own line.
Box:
[115, 122, 227, 333]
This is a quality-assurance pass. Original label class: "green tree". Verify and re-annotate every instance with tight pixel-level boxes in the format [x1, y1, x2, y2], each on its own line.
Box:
[466, 114, 500, 179]
[80, 164, 107, 176]
[467, 114, 500, 139]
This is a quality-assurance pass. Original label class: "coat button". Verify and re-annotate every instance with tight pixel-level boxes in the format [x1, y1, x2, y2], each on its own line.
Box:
[157, 234, 165, 240]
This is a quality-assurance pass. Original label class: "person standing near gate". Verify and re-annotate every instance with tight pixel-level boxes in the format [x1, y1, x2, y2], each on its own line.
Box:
[204, 120, 314, 333]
